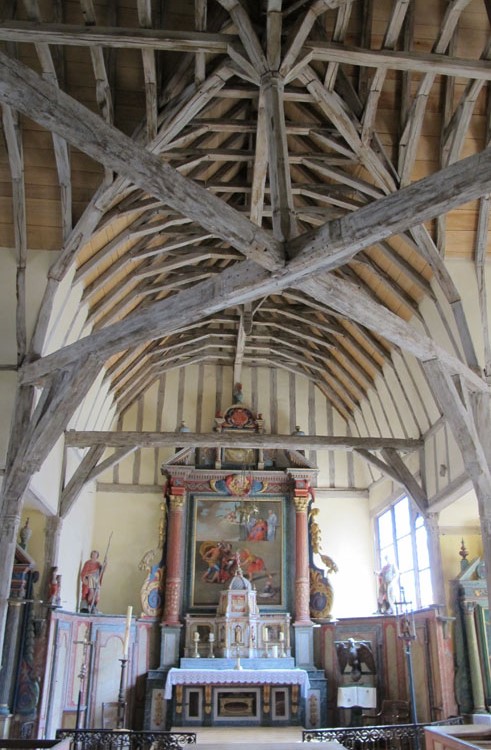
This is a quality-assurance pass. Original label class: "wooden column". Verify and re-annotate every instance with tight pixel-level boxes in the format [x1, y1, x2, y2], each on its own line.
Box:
[293, 489, 313, 625]
[426, 512, 446, 608]
[424, 362, 491, 615]
[161, 490, 186, 626]
[0, 497, 23, 671]
[40, 515, 63, 604]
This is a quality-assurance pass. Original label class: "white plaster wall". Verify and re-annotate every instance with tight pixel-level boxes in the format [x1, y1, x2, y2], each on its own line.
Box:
[42, 273, 85, 354]
[315, 491, 376, 618]
[88, 489, 163, 615]
[71, 369, 112, 431]
[439, 488, 480, 530]
[445, 259, 490, 369]
[97, 364, 370, 489]
[29, 435, 64, 515]
[58, 481, 98, 611]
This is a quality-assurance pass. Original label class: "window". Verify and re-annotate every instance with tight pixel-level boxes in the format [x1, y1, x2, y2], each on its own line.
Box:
[376, 495, 433, 610]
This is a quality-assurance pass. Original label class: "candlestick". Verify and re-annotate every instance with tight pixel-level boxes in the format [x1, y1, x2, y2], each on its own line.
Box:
[122, 605, 132, 657]
[234, 645, 243, 670]
[116, 658, 128, 728]
[74, 637, 93, 729]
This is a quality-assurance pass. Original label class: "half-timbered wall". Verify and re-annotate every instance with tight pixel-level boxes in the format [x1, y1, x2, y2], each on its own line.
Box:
[94, 364, 371, 490]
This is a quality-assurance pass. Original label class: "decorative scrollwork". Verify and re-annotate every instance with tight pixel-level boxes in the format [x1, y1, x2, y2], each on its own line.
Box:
[55, 730, 197, 749]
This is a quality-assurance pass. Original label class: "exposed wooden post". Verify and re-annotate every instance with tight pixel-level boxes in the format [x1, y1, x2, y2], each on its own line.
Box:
[39, 515, 63, 606]
[426, 512, 446, 608]
[422, 360, 491, 617]
[0, 492, 23, 669]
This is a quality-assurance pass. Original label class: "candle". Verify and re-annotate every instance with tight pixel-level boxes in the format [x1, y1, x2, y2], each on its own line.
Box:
[279, 631, 285, 642]
[263, 627, 269, 641]
[122, 605, 132, 658]
[209, 633, 215, 642]
[193, 631, 200, 642]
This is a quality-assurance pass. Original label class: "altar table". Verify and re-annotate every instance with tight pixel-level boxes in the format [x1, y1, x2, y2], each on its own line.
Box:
[164, 668, 311, 699]
[165, 667, 311, 726]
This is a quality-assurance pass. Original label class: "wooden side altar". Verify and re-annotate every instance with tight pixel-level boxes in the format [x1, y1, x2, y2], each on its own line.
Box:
[453, 554, 491, 715]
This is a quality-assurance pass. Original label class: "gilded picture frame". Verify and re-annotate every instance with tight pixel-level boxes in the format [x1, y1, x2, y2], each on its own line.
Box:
[189, 495, 285, 609]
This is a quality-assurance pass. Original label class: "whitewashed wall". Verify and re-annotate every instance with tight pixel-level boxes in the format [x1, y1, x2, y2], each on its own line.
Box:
[315, 490, 376, 618]
[96, 364, 372, 490]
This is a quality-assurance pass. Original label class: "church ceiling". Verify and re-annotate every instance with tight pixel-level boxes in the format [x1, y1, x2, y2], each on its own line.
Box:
[0, 0, 489, 433]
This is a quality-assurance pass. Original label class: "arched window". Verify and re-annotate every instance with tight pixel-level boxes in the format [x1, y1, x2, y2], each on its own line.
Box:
[376, 495, 433, 609]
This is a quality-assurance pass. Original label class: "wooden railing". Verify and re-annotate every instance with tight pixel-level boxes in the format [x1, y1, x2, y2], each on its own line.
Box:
[54, 730, 196, 750]
[303, 717, 463, 750]
[425, 724, 491, 750]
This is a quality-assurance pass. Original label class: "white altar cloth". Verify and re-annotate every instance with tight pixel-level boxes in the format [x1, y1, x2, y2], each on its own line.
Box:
[164, 668, 311, 699]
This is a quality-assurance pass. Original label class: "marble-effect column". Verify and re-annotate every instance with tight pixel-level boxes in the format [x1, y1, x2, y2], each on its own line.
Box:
[293, 493, 313, 626]
[162, 492, 186, 627]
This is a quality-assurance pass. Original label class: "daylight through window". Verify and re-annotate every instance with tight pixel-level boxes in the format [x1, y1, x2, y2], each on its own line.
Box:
[376, 495, 433, 610]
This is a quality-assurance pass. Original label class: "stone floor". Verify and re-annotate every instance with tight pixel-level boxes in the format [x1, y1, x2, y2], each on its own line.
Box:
[188, 726, 303, 743]
[172, 726, 341, 749]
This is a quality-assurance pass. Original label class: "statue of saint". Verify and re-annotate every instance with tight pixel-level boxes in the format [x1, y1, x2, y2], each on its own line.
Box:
[233, 382, 244, 403]
[376, 556, 398, 614]
[48, 566, 62, 608]
[80, 550, 106, 613]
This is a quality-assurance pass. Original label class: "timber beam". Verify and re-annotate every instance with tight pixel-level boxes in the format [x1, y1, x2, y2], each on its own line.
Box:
[355, 447, 428, 513]
[0, 50, 490, 393]
[65, 430, 422, 452]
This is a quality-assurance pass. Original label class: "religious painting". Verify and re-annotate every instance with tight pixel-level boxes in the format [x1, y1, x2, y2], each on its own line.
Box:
[190, 495, 284, 609]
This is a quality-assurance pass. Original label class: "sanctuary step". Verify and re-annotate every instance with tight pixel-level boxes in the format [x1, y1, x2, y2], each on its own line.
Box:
[194, 744, 341, 750]
[189, 726, 302, 742]
[177, 725, 342, 749]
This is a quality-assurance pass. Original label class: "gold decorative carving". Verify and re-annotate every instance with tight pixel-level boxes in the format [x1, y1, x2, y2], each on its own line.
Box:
[293, 496, 309, 513]
[169, 494, 185, 511]
[176, 685, 183, 714]
[205, 685, 212, 714]
[292, 685, 299, 713]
